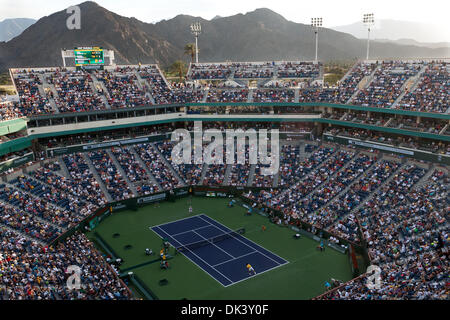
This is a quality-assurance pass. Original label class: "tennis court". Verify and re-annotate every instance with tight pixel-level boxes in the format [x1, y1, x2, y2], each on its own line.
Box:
[151, 214, 289, 287]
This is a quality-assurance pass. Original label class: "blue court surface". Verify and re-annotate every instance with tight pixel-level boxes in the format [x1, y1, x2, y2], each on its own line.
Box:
[151, 214, 289, 287]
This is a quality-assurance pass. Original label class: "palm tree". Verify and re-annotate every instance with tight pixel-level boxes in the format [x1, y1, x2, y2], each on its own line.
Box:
[184, 43, 196, 63]
[170, 60, 187, 82]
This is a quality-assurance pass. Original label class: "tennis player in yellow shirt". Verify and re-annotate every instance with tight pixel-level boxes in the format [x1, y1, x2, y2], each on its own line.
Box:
[246, 263, 256, 275]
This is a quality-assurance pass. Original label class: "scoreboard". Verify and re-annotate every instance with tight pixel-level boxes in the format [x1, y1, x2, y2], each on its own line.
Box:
[74, 47, 104, 67]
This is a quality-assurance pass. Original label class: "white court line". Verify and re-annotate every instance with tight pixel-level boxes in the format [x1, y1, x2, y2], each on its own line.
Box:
[171, 224, 216, 237]
[198, 214, 289, 266]
[224, 259, 289, 288]
[149, 214, 204, 229]
[152, 214, 289, 287]
[151, 225, 234, 287]
[191, 229, 235, 260]
[212, 250, 258, 268]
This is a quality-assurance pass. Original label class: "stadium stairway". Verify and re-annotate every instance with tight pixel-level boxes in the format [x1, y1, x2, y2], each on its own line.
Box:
[329, 159, 406, 229]
[34, 74, 59, 114]
[30, 214, 67, 234]
[47, 96, 60, 114]
[340, 62, 359, 83]
[4, 180, 70, 215]
[81, 153, 114, 203]
[247, 164, 256, 186]
[0, 188, 67, 233]
[132, 72, 145, 91]
[106, 149, 139, 197]
[273, 64, 279, 79]
[199, 164, 209, 185]
[25, 166, 95, 209]
[391, 64, 429, 109]
[151, 142, 187, 186]
[275, 146, 339, 197]
[0, 221, 47, 247]
[318, 64, 325, 80]
[156, 64, 172, 89]
[52, 161, 68, 178]
[145, 89, 156, 105]
[138, 77, 158, 105]
[298, 142, 306, 160]
[47, 84, 59, 97]
[42, 75, 57, 95]
[229, 66, 237, 79]
[128, 146, 163, 191]
[272, 172, 279, 187]
[294, 88, 300, 103]
[88, 81, 111, 110]
[439, 124, 448, 135]
[378, 168, 444, 265]
[318, 153, 378, 211]
[406, 163, 434, 191]
[23, 172, 76, 209]
[0, 216, 48, 246]
[222, 164, 233, 186]
[274, 148, 356, 204]
[257, 78, 275, 87]
[90, 73, 112, 109]
[346, 65, 379, 105]
[338, 112, 348, 121]
[201, 88, 209, 103]
[41, 79, 61, 114]
[296, 150, 360, 206]
[383, 118, 394, 127]
[233, 79, 248, 88]
[58, 156, 71, 178]
[36, 74, 47, 97]
[134, 71, 156, 104]
[247, 89, 254, 103]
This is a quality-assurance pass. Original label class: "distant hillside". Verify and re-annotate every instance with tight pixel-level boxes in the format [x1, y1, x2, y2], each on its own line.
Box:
[0, 2, 178, 70]
[0, 18, 36, 42]
[374, 38, 450, 49]
[0, 2, 448, 71]
[331, 19, 449, 44]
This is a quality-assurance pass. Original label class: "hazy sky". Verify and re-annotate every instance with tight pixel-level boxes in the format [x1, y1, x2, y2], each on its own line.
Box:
[1, 0, 449, 33]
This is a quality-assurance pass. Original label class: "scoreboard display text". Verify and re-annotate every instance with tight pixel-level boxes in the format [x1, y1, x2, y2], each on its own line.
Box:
[74, 47, 104, 66]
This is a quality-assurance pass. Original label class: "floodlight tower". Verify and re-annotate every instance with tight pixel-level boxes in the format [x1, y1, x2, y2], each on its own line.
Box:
[311, 17, 322, 62]
[363, 13, 375, 60]
[190, 21, 202, 63]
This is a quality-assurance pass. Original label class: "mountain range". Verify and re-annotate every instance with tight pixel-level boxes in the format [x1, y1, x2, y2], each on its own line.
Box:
[0, 1, 448, 72]
[0, 18, 36, 42]
[331, 19, 449, 44]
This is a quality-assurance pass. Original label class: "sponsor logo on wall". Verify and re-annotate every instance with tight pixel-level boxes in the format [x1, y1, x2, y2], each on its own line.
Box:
[137, 193, 167, 204]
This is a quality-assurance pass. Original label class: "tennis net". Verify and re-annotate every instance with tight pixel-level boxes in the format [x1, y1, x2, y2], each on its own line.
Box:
[176, 228, 245, 252]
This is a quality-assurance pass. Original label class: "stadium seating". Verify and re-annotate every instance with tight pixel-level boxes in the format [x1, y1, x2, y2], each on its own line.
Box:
[134, 143, 183, 191]
[88, 150, 133, 201]
[351, 61, 422, 108]
[0, 229, 131, 300]
[1, 59, 449, 301]
[0, 134, 447, 300]
[96, 68, 150, 108]
[317, 169, 447, 300]
[395, 62, 449, 113]
[48, 70, 106, 113]
[5, 60, 449, 118]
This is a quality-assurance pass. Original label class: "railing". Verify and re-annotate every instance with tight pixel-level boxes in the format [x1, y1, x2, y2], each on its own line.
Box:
[239, 195, 363, 250]
[312, 273, 367, 300]
[0, 152, 34, 173]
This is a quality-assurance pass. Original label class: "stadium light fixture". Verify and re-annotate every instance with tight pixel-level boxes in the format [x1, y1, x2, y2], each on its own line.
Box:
[363, 13, 375, 60]
[190, 21, 202, 64]
[311, 18, 322, 62]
